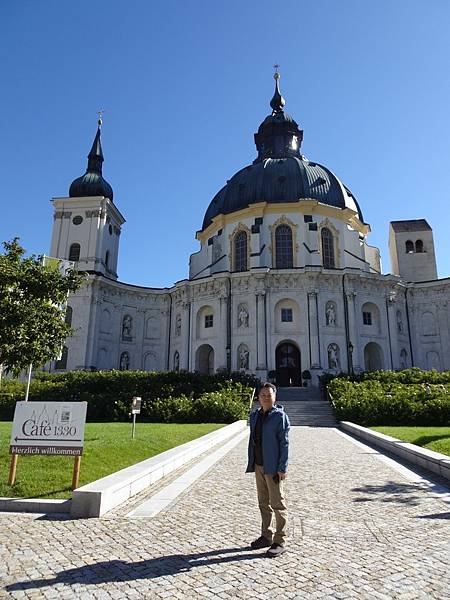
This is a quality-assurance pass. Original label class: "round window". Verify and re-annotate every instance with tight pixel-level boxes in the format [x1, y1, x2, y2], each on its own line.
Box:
[73, 216, 83, 225]
[109, 224, 113, 235]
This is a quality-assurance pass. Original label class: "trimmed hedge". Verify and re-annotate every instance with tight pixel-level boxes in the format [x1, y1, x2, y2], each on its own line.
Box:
[0, 370, 259, 423]
[327, 370, 450, 426]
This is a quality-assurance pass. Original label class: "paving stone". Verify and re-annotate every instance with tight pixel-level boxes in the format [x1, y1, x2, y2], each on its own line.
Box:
[1, 427, 450, 599]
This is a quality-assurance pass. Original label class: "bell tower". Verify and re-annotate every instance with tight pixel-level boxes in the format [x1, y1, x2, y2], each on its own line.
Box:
[50, 118, 125, 279]
[389, 219, 438, 282]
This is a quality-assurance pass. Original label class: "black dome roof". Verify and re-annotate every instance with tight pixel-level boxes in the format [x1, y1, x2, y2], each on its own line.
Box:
[69, 126, 114, 201]
[202, 157, 363, 230]
[202, 73, 363, 230]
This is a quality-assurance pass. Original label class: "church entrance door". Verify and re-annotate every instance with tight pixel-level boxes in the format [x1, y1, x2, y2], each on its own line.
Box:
[275, 342, 301, 387]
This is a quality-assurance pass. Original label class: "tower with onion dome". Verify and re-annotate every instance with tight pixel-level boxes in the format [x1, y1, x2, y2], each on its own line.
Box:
[50, 117, 125, 280]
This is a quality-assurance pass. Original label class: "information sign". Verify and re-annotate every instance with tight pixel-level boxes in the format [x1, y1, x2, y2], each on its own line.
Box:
[10, 402, 87, 456]
[131, 397, 142, 415]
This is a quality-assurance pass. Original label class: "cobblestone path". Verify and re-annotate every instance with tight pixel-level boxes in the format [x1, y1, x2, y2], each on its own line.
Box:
[1, 427, 449, 599]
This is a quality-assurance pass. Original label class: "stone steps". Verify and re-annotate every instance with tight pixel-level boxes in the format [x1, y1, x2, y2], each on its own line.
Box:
[251, 387, 337, 426]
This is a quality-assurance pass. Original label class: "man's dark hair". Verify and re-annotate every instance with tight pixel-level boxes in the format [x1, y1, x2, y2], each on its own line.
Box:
[259, 382, 277, 394]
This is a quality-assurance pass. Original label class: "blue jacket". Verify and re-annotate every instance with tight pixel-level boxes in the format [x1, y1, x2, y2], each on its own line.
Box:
[246, 404, 290, 475]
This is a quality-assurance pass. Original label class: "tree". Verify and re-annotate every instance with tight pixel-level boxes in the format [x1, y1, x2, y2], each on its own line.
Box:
[0, 238, 85, 375]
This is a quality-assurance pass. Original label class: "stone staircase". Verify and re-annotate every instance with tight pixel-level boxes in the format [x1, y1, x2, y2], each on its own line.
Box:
[252, 387, 338, 427]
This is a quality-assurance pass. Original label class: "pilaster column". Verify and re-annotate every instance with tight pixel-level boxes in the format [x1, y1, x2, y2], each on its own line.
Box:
[386, 293, 399, 370]
[308, 290, 321, 368]
[218, 294, 229, 371]
[182, 301, 191, 371]
[438, 301, 450, 370]
[255, 290, 267, 371]
[346, 292, 360, 371]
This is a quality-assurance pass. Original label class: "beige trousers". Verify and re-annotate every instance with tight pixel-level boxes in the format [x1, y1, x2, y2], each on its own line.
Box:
[254, 464, 288, 545]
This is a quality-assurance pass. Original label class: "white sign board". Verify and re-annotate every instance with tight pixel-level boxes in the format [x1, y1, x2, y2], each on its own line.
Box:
[10, 402, 87, 456]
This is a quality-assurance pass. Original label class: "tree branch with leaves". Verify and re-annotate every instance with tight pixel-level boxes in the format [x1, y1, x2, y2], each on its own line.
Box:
[0, 238, 85, 375]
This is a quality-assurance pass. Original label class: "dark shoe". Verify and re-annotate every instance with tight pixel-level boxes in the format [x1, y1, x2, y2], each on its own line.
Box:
[266, 543, 286, 558]
[250, 536, 272, 550]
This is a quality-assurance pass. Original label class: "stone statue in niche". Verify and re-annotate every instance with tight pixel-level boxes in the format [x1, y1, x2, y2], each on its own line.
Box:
[122, 315, 132, 340]
[325, 302, 336, 327]
[238, 345, 249, 370]
[120, 351, 130, 370]
[396, 310, 403, 334]
[238, 304, 249, 328]
[175, 314, 181, 336]
[328, 343, 340, 370]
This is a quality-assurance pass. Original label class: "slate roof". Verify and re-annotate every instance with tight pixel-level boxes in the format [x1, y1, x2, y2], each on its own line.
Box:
[390, 219, 431, 232]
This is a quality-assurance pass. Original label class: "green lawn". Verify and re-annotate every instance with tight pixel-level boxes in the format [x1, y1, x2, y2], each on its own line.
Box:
[370, 426, 450, 457]
[0, 422, 224, 499]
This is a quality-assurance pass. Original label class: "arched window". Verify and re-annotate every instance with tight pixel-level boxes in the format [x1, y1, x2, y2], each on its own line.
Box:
[405, 240, 414, 253]
[55, 346, 68, 370]
[275, 225, 293, 268]
[321, 228, 335, 268]
[234, 231, 248, 271]
[415, 239, 424, 253]
[65, 306, 73, 327]
[105, 250, 110, 267]
[173, 351, 180, 372]
[69, 243, 81, 262]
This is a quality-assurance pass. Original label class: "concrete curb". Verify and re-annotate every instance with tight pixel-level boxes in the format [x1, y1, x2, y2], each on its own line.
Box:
[0, 497, 71, 514]
[340, 421, 450, 483]
[71, 420, 247, 518]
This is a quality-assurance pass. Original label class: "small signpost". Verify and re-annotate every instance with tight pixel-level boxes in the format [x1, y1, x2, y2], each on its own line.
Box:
[9, 401, 87, 490]
[131, 396, 142, 439]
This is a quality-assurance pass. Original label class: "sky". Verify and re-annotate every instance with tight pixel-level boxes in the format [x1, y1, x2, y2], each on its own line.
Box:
[1, 0, 450, 288]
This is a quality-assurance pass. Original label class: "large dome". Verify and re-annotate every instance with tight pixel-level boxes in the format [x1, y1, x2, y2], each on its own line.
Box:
[202, 156, 363, 229]
[201, 73, 363, 230]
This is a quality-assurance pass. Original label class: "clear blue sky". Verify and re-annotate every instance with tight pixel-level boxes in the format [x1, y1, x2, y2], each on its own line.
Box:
[1, 0, 450, 287]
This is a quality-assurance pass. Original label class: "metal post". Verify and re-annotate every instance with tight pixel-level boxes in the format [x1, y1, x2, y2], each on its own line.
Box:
[24, 364, 33, 402]
[132, 414, 136, 439]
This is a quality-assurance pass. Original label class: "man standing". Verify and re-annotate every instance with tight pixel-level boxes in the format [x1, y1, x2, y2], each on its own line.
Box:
[246, 382, 290, 557]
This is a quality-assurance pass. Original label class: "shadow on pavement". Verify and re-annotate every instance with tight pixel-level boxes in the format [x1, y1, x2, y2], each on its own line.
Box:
[415, 512, 450, 520]
[5, 547, 263, 591]
[351, 481, 427, 506]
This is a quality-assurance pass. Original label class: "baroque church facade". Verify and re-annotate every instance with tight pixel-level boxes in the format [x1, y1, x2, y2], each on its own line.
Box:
[49, 74, 450, 386]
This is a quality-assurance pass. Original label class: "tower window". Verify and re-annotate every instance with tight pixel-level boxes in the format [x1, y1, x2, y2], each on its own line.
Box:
[65, 306, 73, 327]
[234, 231, 248, 271]
[281, 308, 293, 322]
[363, 311, 372, 326]
[405, 240, 414, 253]
[105, 250, 110, 268]
[68, 243, 81, 262]
[205, 314, 213, 328]
[321, 228, 335, 268]
[415, 239, 424, 253]
[72, 216, 83, 225]
[275, 224, 293, 268]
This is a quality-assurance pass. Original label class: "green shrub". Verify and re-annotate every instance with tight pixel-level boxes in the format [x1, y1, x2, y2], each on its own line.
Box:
[328, 376, 450, 426]
[0, 370, 258, 422]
